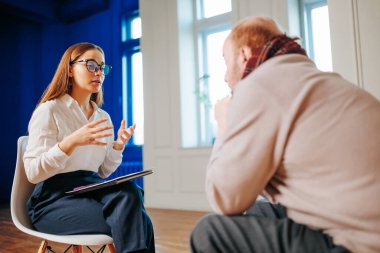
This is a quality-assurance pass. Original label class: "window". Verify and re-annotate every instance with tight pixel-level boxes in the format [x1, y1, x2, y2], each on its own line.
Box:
[190, 0, 232, 147]
[199, 0, 232, 18]
[110, 11, 144, 187]
[121, 14, 144, 145]
[299, 0, 332, 71]
[107, 2, 144, 186]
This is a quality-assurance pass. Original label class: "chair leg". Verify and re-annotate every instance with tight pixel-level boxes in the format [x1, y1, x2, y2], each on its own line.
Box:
[107, 244, 116, 253]
[72, 245, 82, 253]
[37, 240, 48, 253]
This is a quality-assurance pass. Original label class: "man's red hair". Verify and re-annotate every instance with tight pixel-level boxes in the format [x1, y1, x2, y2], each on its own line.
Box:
[229, 17, 283, 54]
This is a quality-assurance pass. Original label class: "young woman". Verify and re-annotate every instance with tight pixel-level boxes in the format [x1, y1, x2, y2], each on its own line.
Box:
[24, 42, 155, 253]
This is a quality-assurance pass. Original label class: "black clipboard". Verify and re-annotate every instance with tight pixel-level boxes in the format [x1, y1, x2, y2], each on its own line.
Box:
[65, 169, 153, 195]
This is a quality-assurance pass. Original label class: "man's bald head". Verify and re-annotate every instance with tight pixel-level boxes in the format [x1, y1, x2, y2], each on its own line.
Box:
[227, 16, 284, 55]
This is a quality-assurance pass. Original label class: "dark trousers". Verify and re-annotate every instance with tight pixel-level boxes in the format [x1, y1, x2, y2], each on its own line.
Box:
[28, 171, 155, 253]
[190, 199, 350, 253]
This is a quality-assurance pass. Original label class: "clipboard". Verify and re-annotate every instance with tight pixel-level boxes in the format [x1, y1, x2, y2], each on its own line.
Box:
[65, 169, 153, 195]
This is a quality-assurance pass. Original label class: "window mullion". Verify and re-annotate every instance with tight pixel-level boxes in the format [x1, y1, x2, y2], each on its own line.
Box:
[195, 12, 231, 32]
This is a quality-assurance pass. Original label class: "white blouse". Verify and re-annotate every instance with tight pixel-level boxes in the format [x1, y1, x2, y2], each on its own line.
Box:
[23, 94, 123, 184]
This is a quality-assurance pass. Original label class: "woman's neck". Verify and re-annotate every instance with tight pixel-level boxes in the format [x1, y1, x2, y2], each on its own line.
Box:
[70, 89, 93, 119]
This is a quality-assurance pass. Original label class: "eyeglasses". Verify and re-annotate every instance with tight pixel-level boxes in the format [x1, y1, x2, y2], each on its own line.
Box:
[70, 59, 112, 76]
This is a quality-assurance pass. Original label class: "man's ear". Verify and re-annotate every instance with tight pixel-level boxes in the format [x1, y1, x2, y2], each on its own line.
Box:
[240, 46, 253, 63]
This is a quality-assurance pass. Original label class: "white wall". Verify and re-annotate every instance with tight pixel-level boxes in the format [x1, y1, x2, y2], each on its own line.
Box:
[140, 0, 380, 211]
[329, 0, 380, 99]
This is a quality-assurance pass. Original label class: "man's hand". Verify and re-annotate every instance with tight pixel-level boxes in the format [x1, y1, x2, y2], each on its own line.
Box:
[113, 120, 136, 150]
[214, 96, 232, 137]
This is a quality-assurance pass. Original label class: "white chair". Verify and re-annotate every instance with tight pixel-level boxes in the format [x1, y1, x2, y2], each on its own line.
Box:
[11, 136, 116, 253]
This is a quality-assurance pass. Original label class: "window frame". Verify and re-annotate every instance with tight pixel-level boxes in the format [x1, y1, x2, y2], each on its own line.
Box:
[300, 0, 328, 60]
[193, 2, 232, 146]
[121, 10, 141, 146]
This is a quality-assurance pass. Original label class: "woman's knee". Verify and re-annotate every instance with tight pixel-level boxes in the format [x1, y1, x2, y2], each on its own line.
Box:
[120, 181, 143, 195]
[112, 182, 144, 207]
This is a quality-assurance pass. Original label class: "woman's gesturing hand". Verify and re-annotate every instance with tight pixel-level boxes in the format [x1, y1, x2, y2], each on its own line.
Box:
[113, 119, 136, 150]
[59, 118, 113, 155]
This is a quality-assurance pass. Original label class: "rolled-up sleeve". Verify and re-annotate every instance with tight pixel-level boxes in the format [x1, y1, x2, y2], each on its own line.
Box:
[23, 103, 70, 184]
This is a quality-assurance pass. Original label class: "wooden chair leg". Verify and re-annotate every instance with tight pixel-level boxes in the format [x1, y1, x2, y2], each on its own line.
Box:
[72, 245, 82, 253]
[37, 240, 48, 253]
[107, 243, 116, 253]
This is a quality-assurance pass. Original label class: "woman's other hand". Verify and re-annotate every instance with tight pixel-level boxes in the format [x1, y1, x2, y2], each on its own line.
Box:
[113, 119, 136, 150]
[59, 117, 113, 155]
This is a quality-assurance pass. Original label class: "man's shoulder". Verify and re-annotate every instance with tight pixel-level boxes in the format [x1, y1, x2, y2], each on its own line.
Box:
[234, 54, 327, 112]
[240, 54, 323, 92]
[256, 54, 314, 75]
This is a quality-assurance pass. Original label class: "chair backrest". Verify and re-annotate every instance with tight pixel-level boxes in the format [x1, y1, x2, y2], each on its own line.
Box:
[10, 136, 114, 245]
[10, 136, 34, 230]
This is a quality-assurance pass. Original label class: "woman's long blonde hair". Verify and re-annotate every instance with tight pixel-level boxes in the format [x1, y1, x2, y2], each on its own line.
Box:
[36, 42, 105, 108]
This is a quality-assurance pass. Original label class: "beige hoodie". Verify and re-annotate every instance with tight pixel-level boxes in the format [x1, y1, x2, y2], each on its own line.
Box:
[206, 54, 380, 253]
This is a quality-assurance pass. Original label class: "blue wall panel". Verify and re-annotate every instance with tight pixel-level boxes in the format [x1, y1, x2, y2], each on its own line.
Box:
[0, 17, 43, 202]
[0, 18, 22, 203]
[0, 0, 138, 203]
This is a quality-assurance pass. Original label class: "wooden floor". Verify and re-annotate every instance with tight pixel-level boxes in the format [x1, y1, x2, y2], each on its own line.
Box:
[0, 204, 206, 253]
